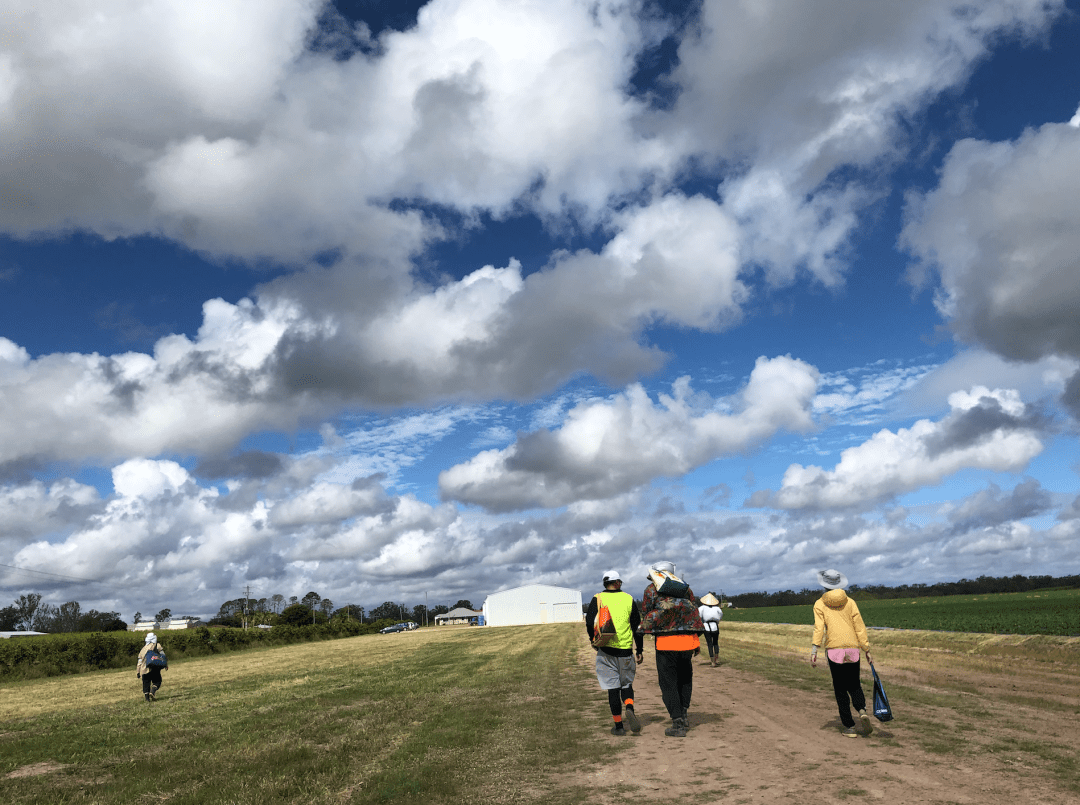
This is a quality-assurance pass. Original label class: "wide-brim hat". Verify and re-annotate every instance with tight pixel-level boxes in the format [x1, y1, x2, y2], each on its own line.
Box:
[816, 569, 848, 590]
[699, 593, 720, 606]
[646, 560, 675, 579]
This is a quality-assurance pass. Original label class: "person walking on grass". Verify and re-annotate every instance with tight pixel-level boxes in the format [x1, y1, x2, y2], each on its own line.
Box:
[810, 569, 875, 738]
[136, 632, 168, 703]
[697, 592, 723, 667]
[586, 570, 645, 736]
[640, 560, 705, 738]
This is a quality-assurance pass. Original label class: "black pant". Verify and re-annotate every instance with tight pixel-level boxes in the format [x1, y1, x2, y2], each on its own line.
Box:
[142, 667, 162, 695]
[655, 649, 694, 720]
[827, 658, 865, 728]
[703, 629, 719, 655]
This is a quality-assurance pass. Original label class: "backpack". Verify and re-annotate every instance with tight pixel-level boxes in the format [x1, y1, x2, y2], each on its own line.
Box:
[649, 568, 689, 598]
[591, 595, 617, 648]
[145, 646, 167, 669]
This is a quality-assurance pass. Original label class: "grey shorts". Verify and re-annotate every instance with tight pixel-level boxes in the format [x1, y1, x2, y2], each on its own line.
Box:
[595, 651, 637, 690]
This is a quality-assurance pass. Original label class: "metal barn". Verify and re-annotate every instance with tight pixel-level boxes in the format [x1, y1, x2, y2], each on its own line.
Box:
[482, 584, 583, 627]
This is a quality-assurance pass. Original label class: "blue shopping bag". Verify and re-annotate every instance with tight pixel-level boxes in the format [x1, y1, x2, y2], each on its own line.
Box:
[869, 660, 893, 722]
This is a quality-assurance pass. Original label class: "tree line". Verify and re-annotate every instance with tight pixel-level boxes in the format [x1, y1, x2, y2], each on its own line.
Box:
[727, 573, 1080, 609]
[0, 593, 126, 633]
[1, 589, 480, 634]
[209, 593, 476, 629]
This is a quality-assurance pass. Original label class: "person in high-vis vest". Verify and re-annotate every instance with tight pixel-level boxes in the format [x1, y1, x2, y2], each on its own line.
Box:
[585, 570, 645, 735]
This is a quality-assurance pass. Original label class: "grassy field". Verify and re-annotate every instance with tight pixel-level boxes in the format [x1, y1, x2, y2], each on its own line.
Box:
[2, 619, 1078, 804]
[721, 587, 1080, 635]
[0, 624, 600, 805]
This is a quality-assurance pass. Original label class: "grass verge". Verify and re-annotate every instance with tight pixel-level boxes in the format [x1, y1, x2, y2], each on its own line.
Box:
[0, 623, 606, 805]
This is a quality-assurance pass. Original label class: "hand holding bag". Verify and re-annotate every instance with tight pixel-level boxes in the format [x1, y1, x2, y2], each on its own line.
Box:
[869, 660, 893, 722]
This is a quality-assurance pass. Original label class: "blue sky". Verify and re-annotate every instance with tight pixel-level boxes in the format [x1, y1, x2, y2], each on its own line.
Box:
[2, 0, 1079, 620]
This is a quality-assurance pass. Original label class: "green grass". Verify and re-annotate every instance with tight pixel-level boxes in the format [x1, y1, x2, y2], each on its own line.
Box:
[721, 588, 1080, 635]
[0, 624, 604, 805]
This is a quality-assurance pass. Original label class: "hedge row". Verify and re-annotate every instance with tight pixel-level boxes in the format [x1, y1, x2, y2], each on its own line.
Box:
[0, 619, 393, 681]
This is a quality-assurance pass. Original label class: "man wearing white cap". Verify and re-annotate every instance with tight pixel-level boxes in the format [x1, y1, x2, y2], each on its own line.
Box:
[585, 570, 645, 736]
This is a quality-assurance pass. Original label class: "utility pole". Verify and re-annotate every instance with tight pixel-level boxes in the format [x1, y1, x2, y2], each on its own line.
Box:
[244, 585, 251, 631]
[425, 591, 428, 627]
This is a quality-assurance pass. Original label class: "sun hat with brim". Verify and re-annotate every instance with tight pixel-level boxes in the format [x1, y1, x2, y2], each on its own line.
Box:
[602, 570, 622, 584]
[816, 569, 848, 590]
[145, 632, 158, 643]
[646, 560, 675, 579]
[699, 593, 720, 606]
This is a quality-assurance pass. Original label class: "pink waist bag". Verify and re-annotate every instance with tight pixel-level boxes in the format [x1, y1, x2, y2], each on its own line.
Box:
[827, 648, 861, 663]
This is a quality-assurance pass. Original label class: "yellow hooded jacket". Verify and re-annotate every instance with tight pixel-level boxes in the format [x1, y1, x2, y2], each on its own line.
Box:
[811, 589, 869, 651]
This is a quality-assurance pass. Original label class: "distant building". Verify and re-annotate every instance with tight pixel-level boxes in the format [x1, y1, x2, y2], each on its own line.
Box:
[482, 584, 583, 628]
[435, 607, 483, 626]
[129, 618, 206, 632]
[0, 631, 49, 639]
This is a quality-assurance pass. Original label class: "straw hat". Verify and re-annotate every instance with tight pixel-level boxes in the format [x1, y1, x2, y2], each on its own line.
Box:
[699, 592, 720, 606]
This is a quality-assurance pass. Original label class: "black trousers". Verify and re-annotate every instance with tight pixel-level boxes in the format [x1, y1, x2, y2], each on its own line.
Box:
[142, 667, 162, 695]
[827, 658, 865, 728]
[703, 629, 719, 655]
[655, 649, 694, 720]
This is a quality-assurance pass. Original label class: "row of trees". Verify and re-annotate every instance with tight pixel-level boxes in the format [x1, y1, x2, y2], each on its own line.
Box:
[209, 592, 476, 629]
[1, 588, 479, 634]
[0, 593, 126, 633]
[728, 573, 1080, 608]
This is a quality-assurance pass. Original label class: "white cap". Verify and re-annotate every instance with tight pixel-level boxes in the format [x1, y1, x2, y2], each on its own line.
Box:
[145, 632, 157, 643]
[602, 570, 622, 584]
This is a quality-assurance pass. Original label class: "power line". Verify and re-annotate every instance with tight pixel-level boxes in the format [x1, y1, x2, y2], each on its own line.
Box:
[0, 562, 102, 584]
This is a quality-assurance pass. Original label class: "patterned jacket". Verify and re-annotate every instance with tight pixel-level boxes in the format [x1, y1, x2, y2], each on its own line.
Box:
[639, 584, 705, 635]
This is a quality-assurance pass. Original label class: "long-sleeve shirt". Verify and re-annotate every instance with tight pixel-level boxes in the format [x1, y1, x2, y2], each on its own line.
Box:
[811, 589, 870, 651]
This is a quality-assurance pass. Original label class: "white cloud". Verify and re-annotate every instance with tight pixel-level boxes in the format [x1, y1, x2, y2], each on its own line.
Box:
[439, 356, 819, 511]
[759, 387, 1046, 510]
[902, 123, 1080, 362]
[667, 0, 1063, 286]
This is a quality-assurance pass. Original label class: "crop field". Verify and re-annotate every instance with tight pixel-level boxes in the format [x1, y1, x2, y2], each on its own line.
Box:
[721, 587, 1080, 635]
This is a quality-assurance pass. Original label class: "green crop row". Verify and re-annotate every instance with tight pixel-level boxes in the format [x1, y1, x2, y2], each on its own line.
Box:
[721, 588, 1080, 636]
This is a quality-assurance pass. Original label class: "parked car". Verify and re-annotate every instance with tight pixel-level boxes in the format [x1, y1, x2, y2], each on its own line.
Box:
[379, 622, 410, 634]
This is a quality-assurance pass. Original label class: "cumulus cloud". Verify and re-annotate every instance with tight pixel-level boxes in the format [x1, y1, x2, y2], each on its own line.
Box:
[668, 0, 1063, 285]
[901, 117, 1080, 414]
[755, 387, 1047, 510]
[439, 356, 819, 511]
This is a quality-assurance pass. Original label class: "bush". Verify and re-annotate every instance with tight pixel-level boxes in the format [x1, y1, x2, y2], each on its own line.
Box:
[0, 620, 378, 681]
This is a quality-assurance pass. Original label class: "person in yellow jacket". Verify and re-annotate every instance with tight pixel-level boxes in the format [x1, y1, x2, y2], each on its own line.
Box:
[810, 569, 875, 738]
[585, 570, 645, 736]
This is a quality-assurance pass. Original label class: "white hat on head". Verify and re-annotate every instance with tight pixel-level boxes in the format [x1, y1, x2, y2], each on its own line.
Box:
[646, 560, 675, 580]
[602, 570, 622, 584]
[145, 632, 157, 643]
[816, 569, 848, 590]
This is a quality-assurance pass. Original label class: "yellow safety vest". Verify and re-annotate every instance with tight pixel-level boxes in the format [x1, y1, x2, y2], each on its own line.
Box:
[594, 591, 635, 651]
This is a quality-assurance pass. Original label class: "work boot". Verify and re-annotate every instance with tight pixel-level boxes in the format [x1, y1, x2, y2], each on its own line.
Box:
[149, 685, 158, 701]
[623, 706, 641, 734]
[664, 716, 688, 737]
[610, 725, 627, 736]
[144, 692, 151, 703]
[711, 653, 718, 667]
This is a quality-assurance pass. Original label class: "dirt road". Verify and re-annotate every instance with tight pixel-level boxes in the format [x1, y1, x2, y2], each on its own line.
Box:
[568, 627, 1079, 804]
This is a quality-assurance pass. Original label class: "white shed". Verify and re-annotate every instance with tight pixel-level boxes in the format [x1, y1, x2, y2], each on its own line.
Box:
[482, 584, 583, 628]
